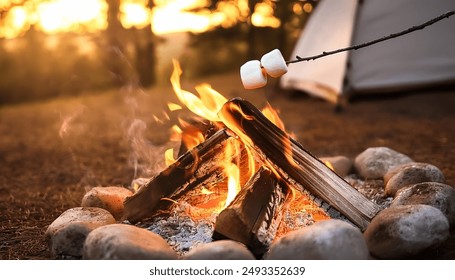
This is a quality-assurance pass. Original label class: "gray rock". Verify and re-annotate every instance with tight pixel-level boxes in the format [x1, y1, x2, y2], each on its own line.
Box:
[319, 156, 353, 177]
[45, 207, 116, 258]
[384, 163, 445, 197]
[81, 186, 133, 220]
[364, 204, 449, 259]
[183, 240, 256, 260]
[83, 224, 178, 259]
[391, 182, 455, 228]
[354, 147, 413, 179]
[266, 219, 370, 260]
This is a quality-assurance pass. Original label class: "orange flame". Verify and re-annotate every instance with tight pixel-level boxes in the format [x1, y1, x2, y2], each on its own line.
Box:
[169, 124, 182, 142]
[167, 60, 301, 215]
[165, 148, 176, 166]
[260, 102, 298, 171]
[169, 60, 240, 204]
[324, 160, 335, 171]
[262, 102, 285, 131]
[222, 140, 241, 208]
[170, 59, 227, 122]
[162, 60, 330, 231]
[178, 118, 205, 151]
[167, 102, 182, 112]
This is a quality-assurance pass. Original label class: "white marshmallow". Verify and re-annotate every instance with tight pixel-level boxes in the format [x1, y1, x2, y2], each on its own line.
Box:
[260, 49, 288, 78]
[240, 60, 267, 89]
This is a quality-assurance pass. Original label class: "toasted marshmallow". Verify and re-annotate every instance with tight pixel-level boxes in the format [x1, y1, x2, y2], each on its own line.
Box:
[260, 49, 288, 78]
[240, 60, 267, 89]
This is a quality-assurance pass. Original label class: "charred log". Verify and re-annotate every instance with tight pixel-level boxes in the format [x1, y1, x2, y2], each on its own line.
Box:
[213, 167, 288, 257]
[123, 129, 232, 223]
[218, 98, 381, 230]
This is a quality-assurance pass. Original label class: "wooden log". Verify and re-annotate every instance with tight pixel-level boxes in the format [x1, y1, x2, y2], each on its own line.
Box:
[123, 129, 232, 223]
[213, 166, 287, 257]
[177, 118, 220, 156]
[218, 98, 382, 230]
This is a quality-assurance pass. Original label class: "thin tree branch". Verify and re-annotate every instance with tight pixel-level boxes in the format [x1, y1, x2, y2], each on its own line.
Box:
[286, 10, 455, 64]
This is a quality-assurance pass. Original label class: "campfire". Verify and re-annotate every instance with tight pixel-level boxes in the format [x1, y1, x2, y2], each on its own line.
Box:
[41, 9, 455, 258]
[122, 60, 381, 256]
[45, 60, 453, 260]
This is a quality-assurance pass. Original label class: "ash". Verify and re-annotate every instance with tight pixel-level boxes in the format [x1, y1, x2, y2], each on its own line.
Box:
[147, 202, 216, 256]
[344, 175, 392, 209]
[282, 210, 315, 230]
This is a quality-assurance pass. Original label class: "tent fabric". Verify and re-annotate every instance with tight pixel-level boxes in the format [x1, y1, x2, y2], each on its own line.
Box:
[348, 0, 455, 94]
[280, 0, 455, 102]
[280, 0, 358, 103]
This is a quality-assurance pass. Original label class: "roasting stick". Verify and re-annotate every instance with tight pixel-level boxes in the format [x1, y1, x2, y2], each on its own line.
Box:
[286, 10, 455, 64]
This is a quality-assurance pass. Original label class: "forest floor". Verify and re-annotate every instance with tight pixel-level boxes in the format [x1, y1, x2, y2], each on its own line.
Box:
[1, 71, 454, 259]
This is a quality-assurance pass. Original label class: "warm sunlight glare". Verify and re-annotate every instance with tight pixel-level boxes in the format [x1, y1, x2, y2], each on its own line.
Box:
[251, 1, 280, 28]
[36, 0, 107, 34]
[303, 3, 313, 14]
[0, 6, 28, 38]
[120, 1, 151, 29]
[152, 0, 211, 34]
[1, 0, 286, 39]
[210, 1, 242, 29]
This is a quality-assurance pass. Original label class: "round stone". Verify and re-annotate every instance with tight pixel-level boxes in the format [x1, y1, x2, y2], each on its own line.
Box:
[354, 147, 413, 179]
[384, 163, 445, 197]
[81, 186, 133, 220]
[364, 204, 449, 259]
[266, 219, 370, 260]
[183, 240, 256, 260]
[391, 182, 455, 228]
[45, 207, 116, 258]
[83, 224, 178, 260]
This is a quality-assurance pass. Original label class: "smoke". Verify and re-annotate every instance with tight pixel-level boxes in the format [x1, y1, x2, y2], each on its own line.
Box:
[125, 118, 176, 181]
[58, 104, 86, 139]
[58, 104, 101, 190]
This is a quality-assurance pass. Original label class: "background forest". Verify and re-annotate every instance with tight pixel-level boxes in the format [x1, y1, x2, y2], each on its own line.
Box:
[0, 0, 317, 104]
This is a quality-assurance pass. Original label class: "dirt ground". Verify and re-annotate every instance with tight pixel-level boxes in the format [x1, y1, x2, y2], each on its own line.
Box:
[1, 71, 454, 260]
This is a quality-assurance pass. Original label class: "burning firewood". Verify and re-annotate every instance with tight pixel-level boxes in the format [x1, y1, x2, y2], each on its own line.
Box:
[123, 129, 233, 223]
[176, 117, 220, 156]
[213, 166, 288, 257]
[218, 98, 382, 230]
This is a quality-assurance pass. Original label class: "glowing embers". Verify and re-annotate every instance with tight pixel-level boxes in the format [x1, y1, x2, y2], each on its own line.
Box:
[276, 189, 331, 238]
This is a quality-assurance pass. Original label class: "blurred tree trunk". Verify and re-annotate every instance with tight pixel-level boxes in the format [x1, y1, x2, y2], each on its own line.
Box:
[105, 0, 157, 87]
[246, 0, 261, 60]
[136, 0, 157, 87]
[105, 0, 127, 86]
[274, 0, 293, 57]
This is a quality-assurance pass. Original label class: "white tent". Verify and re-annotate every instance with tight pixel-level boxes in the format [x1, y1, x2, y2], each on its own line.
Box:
[280, 0, 455, 103]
